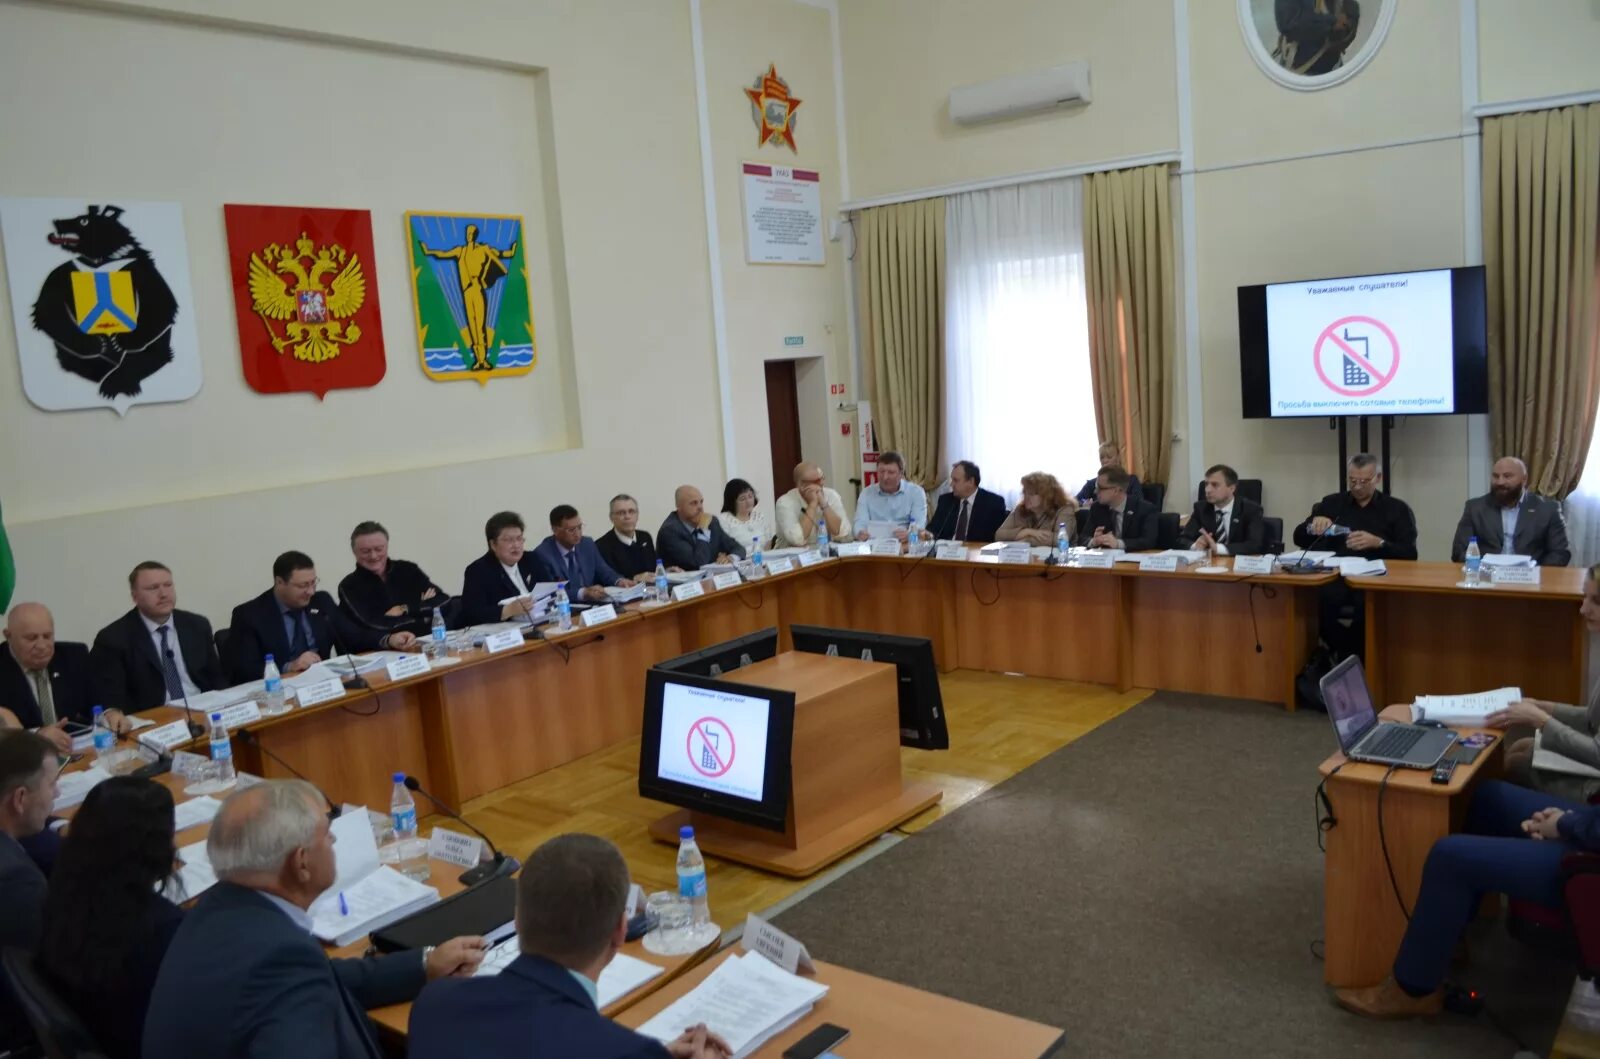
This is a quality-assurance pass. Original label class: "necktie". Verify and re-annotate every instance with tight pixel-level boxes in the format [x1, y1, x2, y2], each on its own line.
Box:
[565, 550, 578, 583]
[1114, 510, 1124, 538]
[1215, 509, 1229, 545]
[31, 670, 56, 726]
[158, 625, 185, 700]
[955, 499, 970, 540]
[289, 611, 310, 657]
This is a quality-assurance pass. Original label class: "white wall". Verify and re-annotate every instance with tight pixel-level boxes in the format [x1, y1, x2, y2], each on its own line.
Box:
[0, 0, 853, 637]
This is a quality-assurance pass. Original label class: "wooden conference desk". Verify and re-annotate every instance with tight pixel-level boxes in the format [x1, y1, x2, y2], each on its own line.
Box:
[617, 948, 1066, 1058]
[1316, 706, 1504, 988]
[129, 554, 1579, 816]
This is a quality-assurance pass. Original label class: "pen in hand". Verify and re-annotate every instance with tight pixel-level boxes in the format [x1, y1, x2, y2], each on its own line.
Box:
[338, 891, 349, 916]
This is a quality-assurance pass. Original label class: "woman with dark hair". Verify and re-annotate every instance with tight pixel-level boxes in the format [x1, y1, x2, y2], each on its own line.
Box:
[717, 477, 774, 550]
[37, 776, 183, 1059]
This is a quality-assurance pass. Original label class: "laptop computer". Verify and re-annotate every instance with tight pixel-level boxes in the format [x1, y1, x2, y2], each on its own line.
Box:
[1319, 656, 1456, 769]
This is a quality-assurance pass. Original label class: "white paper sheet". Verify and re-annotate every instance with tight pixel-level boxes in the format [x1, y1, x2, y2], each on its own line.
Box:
[1412, 687, 1521, 725]
[54, 766, 112, 809]
[173, 795, 223, 832]
[597, 952, 667, 1008]
[636, 953, 829, 1059]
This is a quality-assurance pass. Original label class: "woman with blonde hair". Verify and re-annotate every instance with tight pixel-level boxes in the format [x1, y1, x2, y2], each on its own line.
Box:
[997, 472, 1078, 546]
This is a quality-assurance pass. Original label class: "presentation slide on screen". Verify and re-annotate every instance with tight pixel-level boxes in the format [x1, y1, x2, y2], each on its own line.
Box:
[1265, 269, 1455, 416]
[657, 681, 771, 802]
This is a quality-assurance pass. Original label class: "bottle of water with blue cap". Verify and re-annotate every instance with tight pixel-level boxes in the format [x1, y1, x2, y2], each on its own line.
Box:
[676, 824, 709, 929]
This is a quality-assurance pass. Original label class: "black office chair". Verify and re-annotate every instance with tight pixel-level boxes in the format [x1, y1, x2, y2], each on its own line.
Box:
[213, 627, 230, 659]
[1155, 512, 1181, 550]
[1143, 482, 1166, 513]
[1193, 478, 1263, 507]
[0, 950, 108, 1059]
[1263, 517, 1284, 555]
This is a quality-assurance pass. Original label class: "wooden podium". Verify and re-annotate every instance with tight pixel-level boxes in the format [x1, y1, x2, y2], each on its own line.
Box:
[648, 652, 941, 877]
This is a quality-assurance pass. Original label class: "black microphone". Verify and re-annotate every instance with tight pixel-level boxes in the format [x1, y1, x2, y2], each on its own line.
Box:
[110, 716, 174, 779]
[403, 775, 519, 886]
[164, 646, 206, 738]
[310, 606, 369, 689]
[1286, 497, 1350, 575]
[236, 728, 340, 821]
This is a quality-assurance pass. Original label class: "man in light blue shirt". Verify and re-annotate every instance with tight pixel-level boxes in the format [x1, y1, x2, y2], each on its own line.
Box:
[853, 451, 928, 542]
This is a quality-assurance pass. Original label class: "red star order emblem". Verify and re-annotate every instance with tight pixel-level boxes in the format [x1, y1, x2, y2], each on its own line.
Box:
[745, 63, 802, 152]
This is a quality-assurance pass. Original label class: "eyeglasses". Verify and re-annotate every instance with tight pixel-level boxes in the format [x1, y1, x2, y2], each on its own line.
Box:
[1347, 476, 1377, 487]
[288, 578, 319, 592]
[496, 534, 525, 546]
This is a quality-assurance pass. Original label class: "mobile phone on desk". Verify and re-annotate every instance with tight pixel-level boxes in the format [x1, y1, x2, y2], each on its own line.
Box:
[784, 1023, 850, 1059]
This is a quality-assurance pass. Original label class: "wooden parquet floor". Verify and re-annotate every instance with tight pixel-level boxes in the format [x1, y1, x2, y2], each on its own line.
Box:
[449, 670, 1146, 928]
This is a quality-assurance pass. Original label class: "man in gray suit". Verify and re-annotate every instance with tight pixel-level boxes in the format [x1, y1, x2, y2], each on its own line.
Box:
[657, 485, 747, 571]
[1450, 457, 1571, 566]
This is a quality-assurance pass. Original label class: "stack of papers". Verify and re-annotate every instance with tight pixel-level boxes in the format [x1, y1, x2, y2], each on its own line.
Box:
[307, 810, 440, 946]
[173, 795, 224, 831]
[175, 686, 259, 713]
[761, 547, 808, 561]
[55, 766, 112, 810]
[637, 952, 830, 1059]
[605, 584, 648, 603]
[171, 837, 217, 901]
[1482, 554, 1535, 568]
[1533, 730, 1600, 780]
[1412, 686, 1520, 725]
[1157, 549, 1208, 565]
[1331, 557, 1387, 577]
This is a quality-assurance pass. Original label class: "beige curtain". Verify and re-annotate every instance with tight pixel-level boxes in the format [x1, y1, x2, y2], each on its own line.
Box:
[1082, 163, 1177, 489]
[858, 199, 945, 489]
[1482, 102, 1600, 498]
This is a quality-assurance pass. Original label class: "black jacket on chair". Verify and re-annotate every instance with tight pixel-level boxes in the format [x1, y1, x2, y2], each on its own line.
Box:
[459, 551, 544, 627]
[927, 488, 1008, 543]
[90, 608, 224, 713]
[143, 882, 424, 1059]
[0, 642, 97, 729]
[223, 589, 385, 685]
[1176, 497, 1268, 555]
[1079, 498, 1160, 552]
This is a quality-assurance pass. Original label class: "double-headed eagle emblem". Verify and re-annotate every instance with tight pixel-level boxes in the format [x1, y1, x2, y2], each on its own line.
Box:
[246, 233, 365, 363]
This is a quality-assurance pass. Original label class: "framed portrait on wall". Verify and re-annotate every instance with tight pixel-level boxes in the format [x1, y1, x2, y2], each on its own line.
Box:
[1238, 0, 1396, 90]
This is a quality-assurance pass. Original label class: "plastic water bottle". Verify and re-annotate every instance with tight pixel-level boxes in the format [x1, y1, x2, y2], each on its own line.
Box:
[676, 825, 710, 931]
[655, 559, 669, 602]
[752, 535, 764, 571]
[262, 654, 285, 715]
[1055, 521, 1070, 561]
[1465, 536, 1482, 586]
[389, 772, 429, 881]
[555, 583, 573, 631]
[430, 607, 447, 656]
[90, 706, 115, 763]
[207, 711, 236, 785]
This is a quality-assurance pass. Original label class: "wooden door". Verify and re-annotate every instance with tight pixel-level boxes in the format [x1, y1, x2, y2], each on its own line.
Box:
[764, 359, 803, 501]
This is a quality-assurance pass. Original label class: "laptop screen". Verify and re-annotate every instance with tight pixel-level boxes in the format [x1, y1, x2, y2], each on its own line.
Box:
[1320, 657, 1378, 752]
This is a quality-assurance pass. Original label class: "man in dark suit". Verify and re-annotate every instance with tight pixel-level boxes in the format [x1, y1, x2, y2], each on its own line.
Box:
[144, 780, 485, 1059]
[657, 485, 746, 571]
[225, 552, 416, 685]
[0, 730, 55, 953]
[1080, 465, 1159, 551]
[91, 561, 224, 714]
[1177, 464, 1267, 555]
[1450, 457, 1571, 567]
[596, 494, 664, 578]
[339, 521, 451, 636]
[928, 460, 1008, 543]
[461, 511, 546, 626]
[1, 602, 114, 753]
[533, 505, 637, 602]
[409, 833, 729, 1059]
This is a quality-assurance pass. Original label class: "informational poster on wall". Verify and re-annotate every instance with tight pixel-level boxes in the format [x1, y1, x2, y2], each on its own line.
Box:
[741, 162, 824, 265]
[857, 399, 877, 487]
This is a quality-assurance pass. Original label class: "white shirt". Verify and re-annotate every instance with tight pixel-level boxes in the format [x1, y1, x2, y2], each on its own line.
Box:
[1500, 491, 1525, 555]
[775, 486, 853, 547]
[1212, 501, 1235, 556]
[717, 508, 775, 550]
[502, 562, 529, 595]
[141, 612, 201, 699]
[613, 531, 636, 547]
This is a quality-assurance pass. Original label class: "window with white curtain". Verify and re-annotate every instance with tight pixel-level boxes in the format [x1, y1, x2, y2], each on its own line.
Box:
[944, 177, 1100, 505]
[1563, 438, 1600, 568]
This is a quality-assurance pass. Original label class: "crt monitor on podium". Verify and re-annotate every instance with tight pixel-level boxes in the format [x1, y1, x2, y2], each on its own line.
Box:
[788, 625, 948, 750]
[652, 627, 779, 678]
[637, 668, 796, 833]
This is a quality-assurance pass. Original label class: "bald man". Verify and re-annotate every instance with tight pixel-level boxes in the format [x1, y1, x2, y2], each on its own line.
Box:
[0, 603, 121, 755]
[1451, 457, 1571, 567]
[775, 462, 853, 547]
[657, 485, 747, 571]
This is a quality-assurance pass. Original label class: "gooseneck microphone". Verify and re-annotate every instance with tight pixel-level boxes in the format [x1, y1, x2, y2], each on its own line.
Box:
[403, 774, 520, 886]
[164, 646, 206, 738]
[310, 606, 369, 689]
[236, 728, 340, 821]
[1286, 497, 1351, 575]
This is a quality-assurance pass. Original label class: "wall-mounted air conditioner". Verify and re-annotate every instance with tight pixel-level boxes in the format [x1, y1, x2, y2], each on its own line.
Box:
[948, 61, 1092, 125]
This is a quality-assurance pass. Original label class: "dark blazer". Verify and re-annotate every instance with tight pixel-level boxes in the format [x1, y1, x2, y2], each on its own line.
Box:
[531, 536, 624, 592]
[0, 832, 46, 952]
[1177, 496, 1267, 556]
[927, 487, 1008, 543]
[655, 516, 746, 571]
[459, 551, 543, 626]
[90, 608, 223, 713]
[595, 529, 660, 579]
[224, 589, 385, 685]
[1076, 473, 1144, 508]
[144, 882, 424, 1059]
[408, 953, 669, 1059]
[1451, 492, 1571, 567]
[40, 896, 183, 1059]
[0, 641, 96, 729]
[338, 560, 450, 636]
[1080, 497, 1160, 552]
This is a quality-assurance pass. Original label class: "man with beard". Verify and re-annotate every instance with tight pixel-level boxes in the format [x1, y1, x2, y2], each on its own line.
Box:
[1450, 457, 1570, 567]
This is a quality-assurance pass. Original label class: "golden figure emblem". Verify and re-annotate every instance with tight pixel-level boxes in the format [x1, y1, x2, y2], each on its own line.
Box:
[246, 233, 367, 363]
